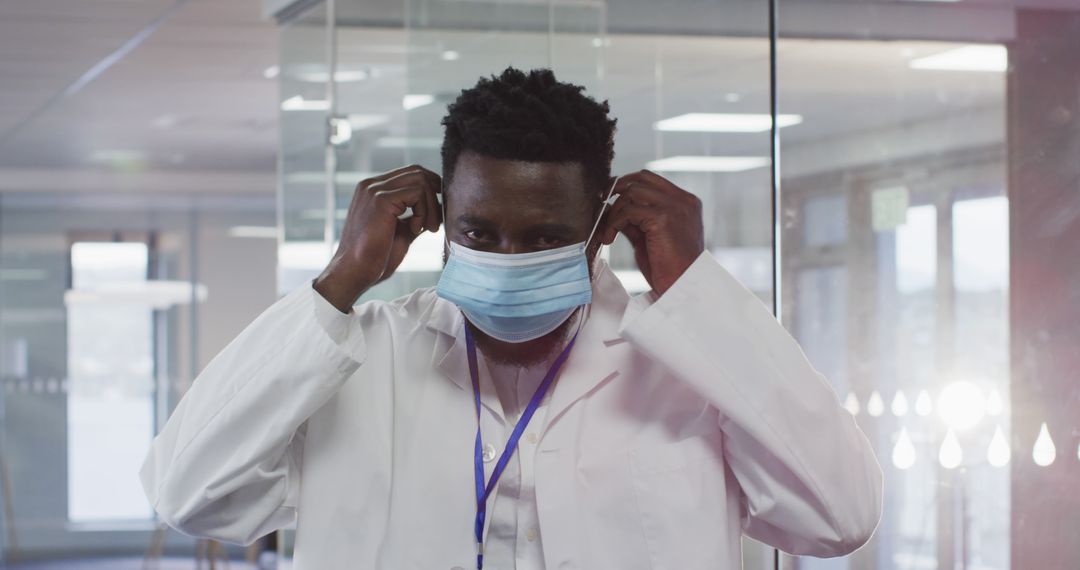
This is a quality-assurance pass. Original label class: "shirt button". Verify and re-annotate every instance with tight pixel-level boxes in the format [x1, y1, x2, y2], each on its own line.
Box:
[482, 444, 497, 462]
[527, 432, 538, 444]
[526, 527, 539, 541]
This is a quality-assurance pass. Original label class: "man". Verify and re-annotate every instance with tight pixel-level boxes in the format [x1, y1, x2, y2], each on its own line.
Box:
[140, 67, 882, 570]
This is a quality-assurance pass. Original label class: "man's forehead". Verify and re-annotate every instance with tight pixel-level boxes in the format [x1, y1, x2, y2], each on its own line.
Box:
[451, 152, 588, 195]
[456, 208, 574, 226]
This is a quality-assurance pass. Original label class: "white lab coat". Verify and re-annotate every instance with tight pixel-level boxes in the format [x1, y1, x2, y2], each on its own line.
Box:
[139, 252, 882, 570]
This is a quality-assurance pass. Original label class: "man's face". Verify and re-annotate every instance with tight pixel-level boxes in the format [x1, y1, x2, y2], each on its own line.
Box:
[443, 150, 603, 365]
[444, 150, 600, 258]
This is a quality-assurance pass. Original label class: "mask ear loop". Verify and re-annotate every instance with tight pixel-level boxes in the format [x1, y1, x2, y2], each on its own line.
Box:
[585, 176, 620, 252]
[584, 176, 620, 276]
[440, 187, 451, 251]
[575, 176, 621, 334]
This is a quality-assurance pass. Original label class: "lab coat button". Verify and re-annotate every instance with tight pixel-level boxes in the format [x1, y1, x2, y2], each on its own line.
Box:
[482, 443, 497, 462]
[527, 432, 538, 444]
[526, 527, 538, 541]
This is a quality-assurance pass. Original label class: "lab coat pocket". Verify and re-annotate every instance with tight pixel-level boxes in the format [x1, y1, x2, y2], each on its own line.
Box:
[628, 435, 731, 570]
[574, 446, 653, 570]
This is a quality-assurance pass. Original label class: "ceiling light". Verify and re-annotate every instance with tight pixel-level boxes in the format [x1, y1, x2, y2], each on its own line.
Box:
[441, 50, 460, 61]
[89, 149, 146, 164]
[334, 70, 369, 82]
[909, 45, 1007, 72]
[300, 209, 348, 220]
[654, 113, 802, 133]
[403, 94, 435, 110]
[281, 95, 330, 111]
[64, 281, 208, 309]
[376, 136, 442, 149]
[347, 114, 389, 130]
[228, 226, 278, 239]
[293, 68, 369, 83]
[263, 65, 280, 79]
[285, 171, 377, 185]
[646, 155, 769, 173]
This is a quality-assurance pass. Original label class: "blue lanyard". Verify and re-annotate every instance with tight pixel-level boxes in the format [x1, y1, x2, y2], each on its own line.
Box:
[465, 324, 578, 570]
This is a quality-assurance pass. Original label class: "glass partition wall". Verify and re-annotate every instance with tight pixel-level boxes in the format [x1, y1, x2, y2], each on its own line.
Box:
[776, 36, 1010, 570]
[273, 0, 1080, 568]
[279, 0, 775, 307]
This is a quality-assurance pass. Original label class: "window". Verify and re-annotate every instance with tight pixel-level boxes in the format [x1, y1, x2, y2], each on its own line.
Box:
[66, 242, 155, 522]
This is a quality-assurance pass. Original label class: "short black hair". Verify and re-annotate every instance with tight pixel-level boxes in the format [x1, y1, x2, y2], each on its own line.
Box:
[440, 66, 617, 197]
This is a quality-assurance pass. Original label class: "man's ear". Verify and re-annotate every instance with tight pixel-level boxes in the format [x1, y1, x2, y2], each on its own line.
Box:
[597, 176, 616, 209]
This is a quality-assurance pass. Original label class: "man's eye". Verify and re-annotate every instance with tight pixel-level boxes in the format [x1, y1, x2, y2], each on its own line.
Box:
[535, 236, 564, 247]
[463, 229, 490, 241]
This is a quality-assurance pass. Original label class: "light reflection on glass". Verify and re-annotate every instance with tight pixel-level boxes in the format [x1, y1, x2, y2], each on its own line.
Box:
[891, 390, 909, 417]
[1033, 423, 1056, 467]
[938, 380, 986, 431]
[866, 390, 885, 417]
[843, 392, 861, 416]
[939, 428, 963, 469]
[988, 425, 1011, 468]
[915, 389, 934, 416]
[893, 427, 917, 470]
[986, 388, 1004, 416]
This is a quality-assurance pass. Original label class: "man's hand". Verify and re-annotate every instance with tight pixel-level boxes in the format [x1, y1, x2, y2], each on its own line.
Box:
[313, 165, 442, 313]
[597, 170, 705, 296]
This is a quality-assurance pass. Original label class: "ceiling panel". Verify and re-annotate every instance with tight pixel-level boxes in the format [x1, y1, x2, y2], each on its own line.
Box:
[0, 0, 279, 179]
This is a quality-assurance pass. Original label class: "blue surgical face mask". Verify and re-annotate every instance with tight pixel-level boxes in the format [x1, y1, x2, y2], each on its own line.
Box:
[436, 178, 619, 343]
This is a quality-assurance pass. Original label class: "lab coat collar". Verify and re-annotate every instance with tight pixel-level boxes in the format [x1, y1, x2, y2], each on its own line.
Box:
[425, 258, 634, 429]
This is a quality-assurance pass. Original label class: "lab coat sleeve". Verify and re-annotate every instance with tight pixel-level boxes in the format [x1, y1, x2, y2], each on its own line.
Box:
[139, 280, 367, 545]
[618, 251, 883, 557]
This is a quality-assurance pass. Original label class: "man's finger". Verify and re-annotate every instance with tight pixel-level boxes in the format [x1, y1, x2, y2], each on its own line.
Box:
[423, 182, 441, 232]
[363, 164, 429, 186]
[614, 180, 667, 206]
[602, 202, 657, 244]
[409, 189, 428, 235]
[372, 169, 432, 194]
[634, 169, 685, 197]
[374, 185, 427, 217]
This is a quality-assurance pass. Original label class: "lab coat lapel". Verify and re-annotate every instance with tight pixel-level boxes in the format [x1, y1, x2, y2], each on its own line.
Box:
[423, 259, 632, 431]
[428, 300, 507, 423]
[541, 260, 631, 439]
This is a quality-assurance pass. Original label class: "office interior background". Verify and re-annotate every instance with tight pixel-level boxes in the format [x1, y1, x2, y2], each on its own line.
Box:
[1, 0, 1078, 568]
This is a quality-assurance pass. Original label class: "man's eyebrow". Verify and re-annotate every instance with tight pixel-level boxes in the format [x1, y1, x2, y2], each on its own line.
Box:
[456, 214, 496, 228]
